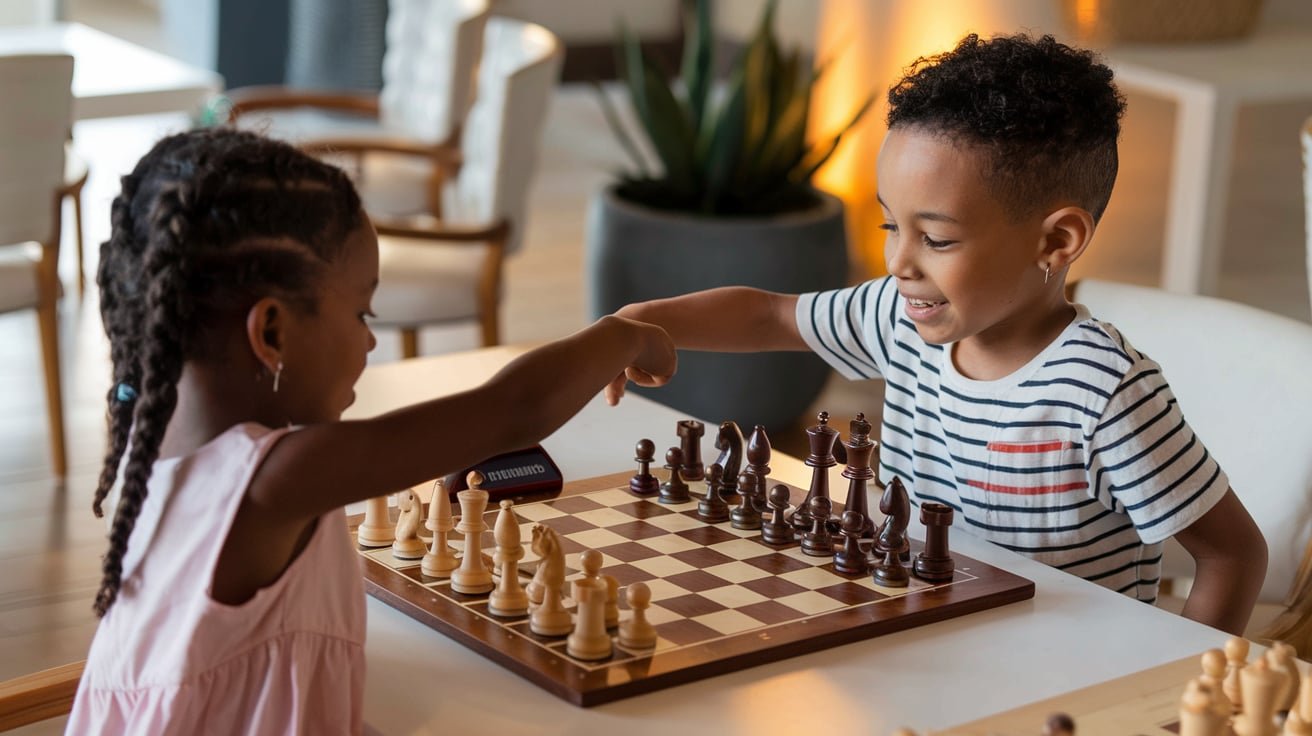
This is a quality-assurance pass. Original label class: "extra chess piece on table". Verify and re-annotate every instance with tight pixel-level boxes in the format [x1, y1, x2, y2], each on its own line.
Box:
[629, 439, 660, 496]
[618, 581, 658, 649]
[873, 478, 911, 587]
[1233, 656, 1281, 736]
[1224, 637, 1251, 709]
[528, 524, 571, 636]
[391, 489, 427, 559]
[659, 447, 691, 504]
[676, 419, 705, 481]
[794, 412, 838, 538]
[762, 485, 794, 546]
[730, 471, 762, 530]
[713, 420, 745, 488]
[744, 425, 773, 514]
[567, 550, 613, 660]
[841, 413, 877, 537]
[834, 510, 868, 575]
[1198, 648, 1233, 715]
[1179, 679, 1229, 736]
[422, 479, 459, 578]
[357, 495, 395, 548]
[1042, 713, 1075, 736]
[801, 496, 834, 557]
[697, 464, 731, 523]
[488, 500, 529, 617]
[912, 502, 955, 582]
[451, 474, 494, 595]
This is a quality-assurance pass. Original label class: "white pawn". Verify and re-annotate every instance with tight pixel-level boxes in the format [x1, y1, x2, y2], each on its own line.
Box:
[1199, 648, 1233, 715]
[357, 495, 394, 548]
[391, 489, 427, 559]
[1234, 656, 1281, 736]
[1225, 637, 1251, 709]
[1285, 673, 1312, 735]
[421, 479, 459, 578]
[1179, 678, 1229, 736]
[617, 582, 657, 649]
[451, 474, 494, 595]
[528, 524, 571, 636]
[1266, 642, 1301, 713]
[567, 549, 612, 660]
[488, 500, 529, 617]
[603, 575, 620, 628]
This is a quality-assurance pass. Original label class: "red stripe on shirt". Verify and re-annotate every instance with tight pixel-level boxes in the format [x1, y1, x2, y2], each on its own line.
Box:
[965, 479, 1089, 495]
[986, 440, 1073, 453]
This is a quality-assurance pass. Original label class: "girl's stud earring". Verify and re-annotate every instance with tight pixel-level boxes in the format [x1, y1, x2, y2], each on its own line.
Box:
[273, 361, 284, 393]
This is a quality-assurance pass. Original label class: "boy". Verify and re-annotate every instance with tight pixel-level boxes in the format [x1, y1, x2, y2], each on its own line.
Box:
[607, 33, 1266, 635]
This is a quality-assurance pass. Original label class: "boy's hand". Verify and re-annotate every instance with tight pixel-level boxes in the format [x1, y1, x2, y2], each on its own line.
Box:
[605, 319, 676, 406]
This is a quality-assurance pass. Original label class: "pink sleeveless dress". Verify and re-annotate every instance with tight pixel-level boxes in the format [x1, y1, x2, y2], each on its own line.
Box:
[67, 423, 367, 735]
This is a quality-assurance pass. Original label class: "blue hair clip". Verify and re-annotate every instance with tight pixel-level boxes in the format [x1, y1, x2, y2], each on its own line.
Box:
[115, 383, 138, 402]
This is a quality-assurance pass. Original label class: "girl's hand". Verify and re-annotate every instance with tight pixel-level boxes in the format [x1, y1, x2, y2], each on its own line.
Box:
[605, 319, 676, 406]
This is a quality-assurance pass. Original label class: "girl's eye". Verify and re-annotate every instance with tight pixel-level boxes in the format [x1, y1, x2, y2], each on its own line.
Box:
[923, 234, 955, 249]
[879, 223, 898, 234]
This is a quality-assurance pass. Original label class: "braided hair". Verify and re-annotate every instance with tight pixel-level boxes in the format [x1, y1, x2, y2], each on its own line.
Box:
[92, 128, 363, 617]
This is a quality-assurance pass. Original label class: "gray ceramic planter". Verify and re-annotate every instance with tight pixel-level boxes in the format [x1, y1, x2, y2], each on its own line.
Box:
[586, 185, 849, 433]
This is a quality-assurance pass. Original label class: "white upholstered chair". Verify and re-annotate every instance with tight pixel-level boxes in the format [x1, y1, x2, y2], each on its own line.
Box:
[1071, 279, 1312, 635]
[0, 54, 73, 479]
[304, 17, 563, 356]
[1302, 116, 1311, 313]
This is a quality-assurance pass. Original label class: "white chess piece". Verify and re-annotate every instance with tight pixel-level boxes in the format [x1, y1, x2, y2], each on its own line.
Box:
[488, 499, 529, 617]
[1199, 648, 1233, 715]
[1179, 678, 1229, 736]
[1285, 674, 1312, 735]
[1266, 642, 1300, 713]
[1233, 656, 1281, 736]
[1224, 637, 1250, 709]
[421, 479, 459, 578]
[357, 495, 394, 548]
[567, 549, 612, 660]
[391, 489, 427, 559]
[451, 475, 494, 594]
[617, 582, 657, 649]
[528, 524, 571, 636]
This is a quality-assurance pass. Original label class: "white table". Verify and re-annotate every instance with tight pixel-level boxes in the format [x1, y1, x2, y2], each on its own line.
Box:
[345, 346, 1230, 734]
[0, 22, 222, 120]
[1105, 25, 1312, 296]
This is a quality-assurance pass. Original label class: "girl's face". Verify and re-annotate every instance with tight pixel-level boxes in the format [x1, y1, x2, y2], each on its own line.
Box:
[282, 223, 380, 422]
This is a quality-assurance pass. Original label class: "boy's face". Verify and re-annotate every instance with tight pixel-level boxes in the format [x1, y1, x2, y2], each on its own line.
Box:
[877, 127, 1054, 362]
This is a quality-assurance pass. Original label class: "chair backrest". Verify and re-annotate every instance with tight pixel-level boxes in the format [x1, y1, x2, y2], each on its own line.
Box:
[1302, 116, 1311, 314]
[1072, 279, 1312, 605]
[379, 0, 489, 145]
[0, 54, 72, 247]
[444, 17, 562, 256]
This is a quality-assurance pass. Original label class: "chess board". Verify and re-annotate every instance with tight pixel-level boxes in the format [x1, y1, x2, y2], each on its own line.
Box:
[350, 471, 1035, 707]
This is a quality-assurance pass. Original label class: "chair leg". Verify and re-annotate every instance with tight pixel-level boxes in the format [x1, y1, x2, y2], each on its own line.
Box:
[35, 298, 67, 479]
[401, 328, 419, 360]
[72, 191, 86, 295]
[479, 309, 500, 348]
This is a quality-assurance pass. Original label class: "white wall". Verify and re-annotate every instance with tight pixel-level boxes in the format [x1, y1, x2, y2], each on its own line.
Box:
[492, 0, 679, 43]
[0, 0, 56, 25]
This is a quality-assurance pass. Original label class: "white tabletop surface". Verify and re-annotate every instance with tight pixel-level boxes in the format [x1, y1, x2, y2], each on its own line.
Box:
[0, 22, 222, 120]
[345, 347, 1228, 735]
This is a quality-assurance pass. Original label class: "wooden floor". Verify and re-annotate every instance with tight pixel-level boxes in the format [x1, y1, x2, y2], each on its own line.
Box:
[3, 10, 1310, 734]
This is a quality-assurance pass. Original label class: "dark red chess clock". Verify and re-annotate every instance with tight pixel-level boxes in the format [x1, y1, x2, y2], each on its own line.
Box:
[443, 445, 563, 501]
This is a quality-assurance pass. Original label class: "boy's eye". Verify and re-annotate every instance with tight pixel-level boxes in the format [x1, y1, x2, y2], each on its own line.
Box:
[922, 234, 955, 249]
[879, 223, 898, 234]
[360, 309, 377, 323]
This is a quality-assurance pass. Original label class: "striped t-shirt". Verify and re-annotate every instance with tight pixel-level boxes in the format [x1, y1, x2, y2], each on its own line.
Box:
[796, 277, 1229, 603]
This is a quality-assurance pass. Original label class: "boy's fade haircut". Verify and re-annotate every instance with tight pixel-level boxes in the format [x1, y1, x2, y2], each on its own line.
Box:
[887, 33, 1127, 223]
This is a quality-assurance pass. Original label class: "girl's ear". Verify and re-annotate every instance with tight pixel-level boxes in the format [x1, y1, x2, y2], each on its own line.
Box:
[1038, 206, 1095, 272]
[245, 297, 286, 373]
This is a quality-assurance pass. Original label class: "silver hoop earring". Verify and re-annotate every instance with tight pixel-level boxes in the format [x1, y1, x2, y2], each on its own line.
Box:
[1043, 263, 1051, 285]
[273, 361, 284, 393]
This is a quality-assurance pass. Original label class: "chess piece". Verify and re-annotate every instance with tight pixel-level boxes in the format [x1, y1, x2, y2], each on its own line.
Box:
[618, 581, 658, 649]
[391, 489, 427, 559]
[744, 425, 773, 514]
[629, 439, 660, 495]
[713, 420, 745, 487]
[1179, 678, 1229, 736]
[422, 479, 459, 577]
[794, 412, 837, 537]
[528, 524, 572, 636]
[834, 510, 868, 574]
[676, 419, 705, 481]
[1199, 648, 1233, 716]
[912, 502, 955, 582]
[451, 475, 494, 594]
[1266, 642, 1300, 713]
[567, 549, 613, 660]
[357, 495, 395, 547]
[1225, 637, 1251, 709]
[604, 574, 620, 628]
[658, 447, 692, 504]
[840, 413, 877, 537]
[697, 463, 731, 523]
[1287, 673, 1312, 735]
[730, 470, 763, 530]
[488, 500, 529, 617]
[800, 496, 834, 557]
[1042, 713, 1075, 736]
[762, 485, 794, 546]
[873, 478, 911, 587]
[1234, 656, 1281, 736]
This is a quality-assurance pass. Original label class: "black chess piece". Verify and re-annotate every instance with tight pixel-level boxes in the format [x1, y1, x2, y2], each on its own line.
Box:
[696, 463, 730, 522]
[713, 421, 744, 486]
[800, 496, 834, 557]
[676, 420, 705, 481]
[744, 426, 772, 514]
[872, 478, 911, 587]
[658, 447, 691, 504]
[912, 502, 955, 582]
[834, 510, 868, 575]
[730, 471, 762, 530]
[761, 485, 793, 546]
[841, 413, 877, 537]
[629, 439, 660, 496]
[794, 412, 838, 538]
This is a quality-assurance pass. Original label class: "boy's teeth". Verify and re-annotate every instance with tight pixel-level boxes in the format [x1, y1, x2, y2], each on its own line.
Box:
[910, 299, 944, 307]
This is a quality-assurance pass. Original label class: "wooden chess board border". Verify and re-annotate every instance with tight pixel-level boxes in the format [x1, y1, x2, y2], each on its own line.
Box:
[351, 472, 1036, 707]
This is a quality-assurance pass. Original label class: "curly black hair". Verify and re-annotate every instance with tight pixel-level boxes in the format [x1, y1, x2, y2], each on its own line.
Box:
[887, 33, 1126, 223]
[91, 127, 363, 617]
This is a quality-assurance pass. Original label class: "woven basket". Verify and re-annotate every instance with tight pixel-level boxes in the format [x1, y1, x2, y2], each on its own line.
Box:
[1063, 0, 1266, 45]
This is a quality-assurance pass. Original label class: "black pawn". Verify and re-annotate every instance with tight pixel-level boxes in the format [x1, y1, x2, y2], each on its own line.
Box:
[800, 496, 834, 557]
[730, 471, 762, 530]
[659, 447, 691, 504]
[834, 510, 868, 575]
[696, 463, 730, 522]
[761, 485, 793, 546]
[629, 439, 660, 496]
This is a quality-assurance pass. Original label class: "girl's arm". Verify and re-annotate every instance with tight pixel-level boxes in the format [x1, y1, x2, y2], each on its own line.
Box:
[1175, 488, 1268, 635]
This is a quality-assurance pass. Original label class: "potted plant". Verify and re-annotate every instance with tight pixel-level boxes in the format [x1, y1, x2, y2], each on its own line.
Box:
[586, 0, 872, 432]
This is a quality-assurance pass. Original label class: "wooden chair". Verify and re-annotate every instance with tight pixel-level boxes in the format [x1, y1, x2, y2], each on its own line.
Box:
[0, 661, 83, 731]
[0, 54, 74, 479]
[1070, 279, 1312, 639]
[303, 17, 563, 355]
[1302, 115, 1311, 314]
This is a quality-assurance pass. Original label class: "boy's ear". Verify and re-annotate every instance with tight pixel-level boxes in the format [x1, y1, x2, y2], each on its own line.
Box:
[1038, 206, 1095, 271]
[245, 297, 286, 373]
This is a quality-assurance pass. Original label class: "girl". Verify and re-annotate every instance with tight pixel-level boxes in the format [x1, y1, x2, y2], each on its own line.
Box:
[67, 128, 675, 734]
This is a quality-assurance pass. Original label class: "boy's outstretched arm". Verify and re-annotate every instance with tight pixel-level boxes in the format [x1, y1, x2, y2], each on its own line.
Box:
[1174, 488, 1268, 635]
